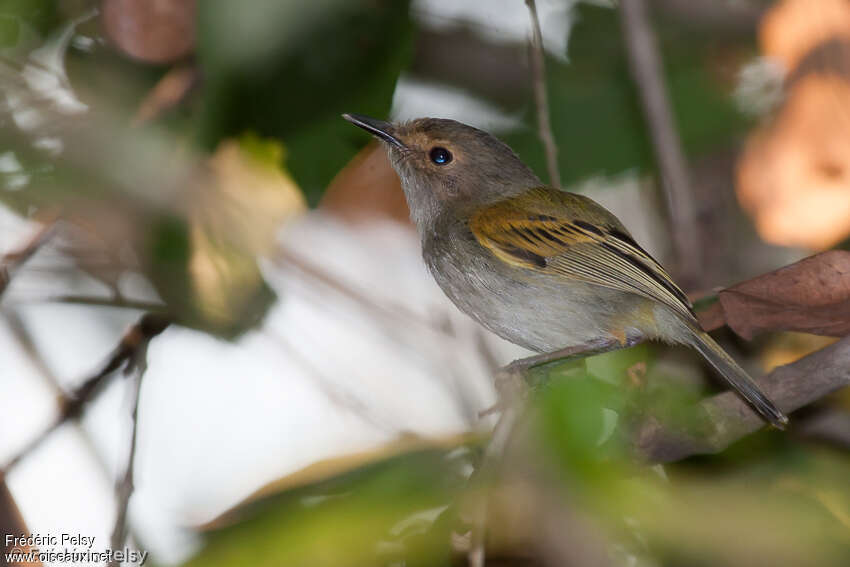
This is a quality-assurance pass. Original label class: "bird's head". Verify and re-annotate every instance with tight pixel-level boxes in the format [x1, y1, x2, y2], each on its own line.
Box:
[343, 114, 540, 232]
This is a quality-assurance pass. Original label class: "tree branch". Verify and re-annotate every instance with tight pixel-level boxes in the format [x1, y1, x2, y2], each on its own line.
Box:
[0, 474, 42, 566]
[634, 334, 850, 463]
[0, 313, 169, 474]
[486, 314, 850, 464]
[36, 294, 166, 312]
[619, 0, 701, 285]
[524, 0, 561, 188]
[0, 216, 57, 298]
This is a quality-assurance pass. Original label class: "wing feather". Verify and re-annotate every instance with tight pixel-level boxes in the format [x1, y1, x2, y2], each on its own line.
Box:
[469, 188, 695, 320]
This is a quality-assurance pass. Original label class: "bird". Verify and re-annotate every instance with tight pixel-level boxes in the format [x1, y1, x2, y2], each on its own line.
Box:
[342, 113, 787, 429]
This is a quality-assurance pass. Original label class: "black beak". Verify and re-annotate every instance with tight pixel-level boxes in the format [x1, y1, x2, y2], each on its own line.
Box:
[342, 113, 406, 150]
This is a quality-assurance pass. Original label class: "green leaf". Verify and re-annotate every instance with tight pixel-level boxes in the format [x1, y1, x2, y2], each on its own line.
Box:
[183, 446, 470, 567]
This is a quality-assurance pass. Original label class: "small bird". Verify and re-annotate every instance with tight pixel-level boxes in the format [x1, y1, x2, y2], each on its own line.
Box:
[342, 113, 787, 429]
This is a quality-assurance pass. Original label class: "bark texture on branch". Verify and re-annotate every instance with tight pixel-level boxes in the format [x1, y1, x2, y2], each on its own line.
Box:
[635, 335, 850, 463]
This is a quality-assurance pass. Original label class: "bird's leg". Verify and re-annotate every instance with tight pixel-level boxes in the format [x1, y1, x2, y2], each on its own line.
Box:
[500, 334, 643, 389]
[506, 337, 617, 375]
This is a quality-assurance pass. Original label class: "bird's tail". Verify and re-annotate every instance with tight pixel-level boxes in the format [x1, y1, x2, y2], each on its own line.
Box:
[685, 326, 788, 429]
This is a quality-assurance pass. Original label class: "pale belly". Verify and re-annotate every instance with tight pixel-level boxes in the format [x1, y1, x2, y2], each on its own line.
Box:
[424, 237, 648, 353]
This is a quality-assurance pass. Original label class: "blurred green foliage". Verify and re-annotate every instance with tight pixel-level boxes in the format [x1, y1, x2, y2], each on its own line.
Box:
[499, 4, 755, 186]
[0, 0, 57, 43]
[196, 0, 412, 204]
[184, 447, 471, 567]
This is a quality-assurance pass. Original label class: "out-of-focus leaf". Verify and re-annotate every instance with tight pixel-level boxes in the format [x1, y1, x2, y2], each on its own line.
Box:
[0, 0, 58, 49]
[585, 343, 653, 387]
[611, 457, 850, 566]
[531, 369, 850, 566]
[196, 0, 412, 203]
[207, 434, 477, 529]
[319, 141, 408, 225]
[736, 1, 850, 250]
[697, 251, 850, 339]
[737, 73, 850, 250]
[102, 0, 196, 64]
[174, 134, 305, 333]
[760, 0, 850, 70]
[535, 363, 626, 479]
[3, 92, 300, 336]
[186, 438, 474, 567]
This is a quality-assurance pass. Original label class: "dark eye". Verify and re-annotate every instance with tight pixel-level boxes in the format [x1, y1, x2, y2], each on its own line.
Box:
[429, 147, 452, 165]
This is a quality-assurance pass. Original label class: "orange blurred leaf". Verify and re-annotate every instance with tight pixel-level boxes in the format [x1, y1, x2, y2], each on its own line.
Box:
[737, 74, 850, 250]
[319, 142, 409, 225]
[760, 0, 850, 70]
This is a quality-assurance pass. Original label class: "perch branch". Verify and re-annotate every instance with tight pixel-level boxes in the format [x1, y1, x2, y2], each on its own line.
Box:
[525, 0, 561, 188]
[37, 294, 166, 312]
[275, 246, 452, 337]
[0, 313, 169, 474]
[488, 332, 850, 464]
[635, 334, 850, 463]
[619, 0, 701, 284]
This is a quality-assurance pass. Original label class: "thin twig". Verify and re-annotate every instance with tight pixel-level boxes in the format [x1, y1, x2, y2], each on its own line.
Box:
[0, 313, 169, 474]
[619, 0, 701, 285]
[525, 0, 561, 188]
[0, 474, 41, 565]
[36, 294, 166, 312]
[0, 216, 58, 297]
[468, 402, 521, 567]
[264, 330, 392, 432]
[275, 246, 452, 337]
[1, 308, 119, 497]
[108, 340, 150, 566]
[2, 309, 61, 387]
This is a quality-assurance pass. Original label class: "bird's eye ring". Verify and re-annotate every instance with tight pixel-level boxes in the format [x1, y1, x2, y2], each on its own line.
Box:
[429, 147, 452, 165]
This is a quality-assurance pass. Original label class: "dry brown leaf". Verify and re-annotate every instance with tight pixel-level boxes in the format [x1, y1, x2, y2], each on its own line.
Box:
[697, 251, 850, 340]
[319, 141, 410, 225]
[102, 0, 196, 64]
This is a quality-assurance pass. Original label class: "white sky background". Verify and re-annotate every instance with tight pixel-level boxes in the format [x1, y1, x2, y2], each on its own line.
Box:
[0, 2, 664, 565]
